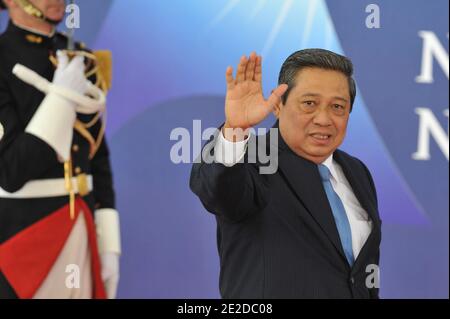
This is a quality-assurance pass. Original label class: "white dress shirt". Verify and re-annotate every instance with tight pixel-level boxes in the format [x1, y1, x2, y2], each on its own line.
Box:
[214, 131, 373, 259]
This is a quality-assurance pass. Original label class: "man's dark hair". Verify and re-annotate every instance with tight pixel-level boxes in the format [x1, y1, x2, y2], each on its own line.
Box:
[278, 48, 356, 111]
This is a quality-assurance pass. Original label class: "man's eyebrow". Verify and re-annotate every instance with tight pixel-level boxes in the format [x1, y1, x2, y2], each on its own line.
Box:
[333, 96, 349, 103]
[300, 93, 348, 103]
[300, 93, 321, 98]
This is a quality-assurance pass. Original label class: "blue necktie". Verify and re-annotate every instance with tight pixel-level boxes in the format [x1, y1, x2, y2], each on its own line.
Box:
[318, 164, 354, 266]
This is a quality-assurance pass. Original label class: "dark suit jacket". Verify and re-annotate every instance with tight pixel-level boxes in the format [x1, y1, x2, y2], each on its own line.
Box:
[190, 123, 382, 299]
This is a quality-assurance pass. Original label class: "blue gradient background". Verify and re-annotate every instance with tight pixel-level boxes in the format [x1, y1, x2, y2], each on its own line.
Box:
[1, 0, 448, 298]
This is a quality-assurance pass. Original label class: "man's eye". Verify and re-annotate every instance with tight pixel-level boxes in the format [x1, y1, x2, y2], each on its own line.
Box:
[303, 101, 315, 106]
[333, 104, 344, 109]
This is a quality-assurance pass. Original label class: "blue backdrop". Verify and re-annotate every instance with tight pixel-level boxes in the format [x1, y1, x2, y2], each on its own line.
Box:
[1, 0, 448, 298]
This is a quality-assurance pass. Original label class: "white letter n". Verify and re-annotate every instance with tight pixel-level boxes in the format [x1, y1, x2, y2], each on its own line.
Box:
[415, 31, 449, 83]
[412, 108, 449, 160]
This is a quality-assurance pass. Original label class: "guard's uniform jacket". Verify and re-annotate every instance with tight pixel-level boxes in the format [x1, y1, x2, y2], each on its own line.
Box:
[0, 22, 115, 299]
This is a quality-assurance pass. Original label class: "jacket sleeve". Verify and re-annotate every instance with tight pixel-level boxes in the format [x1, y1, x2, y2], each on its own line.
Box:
[89, 119, 116, 210]
[0, 72, 58, 193]
[189, 129, 269, 223]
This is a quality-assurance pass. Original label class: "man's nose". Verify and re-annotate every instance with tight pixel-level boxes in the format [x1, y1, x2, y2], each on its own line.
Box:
[312, 105, 332, 126]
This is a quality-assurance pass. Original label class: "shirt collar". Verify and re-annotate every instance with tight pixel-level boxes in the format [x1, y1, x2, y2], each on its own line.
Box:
[321, 154, 340, 183]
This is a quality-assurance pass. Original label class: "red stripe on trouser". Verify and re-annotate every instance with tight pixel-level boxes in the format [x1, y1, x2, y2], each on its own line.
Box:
[0, 197, 106, 299]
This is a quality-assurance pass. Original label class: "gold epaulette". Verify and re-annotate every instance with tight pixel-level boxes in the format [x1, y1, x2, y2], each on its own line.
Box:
[93, 50, 113, 92]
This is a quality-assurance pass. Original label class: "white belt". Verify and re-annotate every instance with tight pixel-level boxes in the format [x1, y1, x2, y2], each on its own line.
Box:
[0, 175, 93, 199]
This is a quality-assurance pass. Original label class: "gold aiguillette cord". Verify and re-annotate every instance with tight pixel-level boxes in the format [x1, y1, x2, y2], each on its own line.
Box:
[64, 158, 75, 220]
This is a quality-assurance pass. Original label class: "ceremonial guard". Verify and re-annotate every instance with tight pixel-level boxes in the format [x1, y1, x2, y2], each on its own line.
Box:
[0, 0, 121, 299]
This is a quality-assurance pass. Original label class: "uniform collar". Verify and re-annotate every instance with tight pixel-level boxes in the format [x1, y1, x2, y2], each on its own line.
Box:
[6, 20, 56, 45]
[12, 20, 55, 37]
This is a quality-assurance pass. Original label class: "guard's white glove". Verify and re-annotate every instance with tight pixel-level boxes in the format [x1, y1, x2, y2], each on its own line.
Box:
[13, 51, 105, 115]
[25, 51, 87, 161]
[100, 252, 120, 299]
[95, 208, 121, 299]
[53, 50, 87, 95]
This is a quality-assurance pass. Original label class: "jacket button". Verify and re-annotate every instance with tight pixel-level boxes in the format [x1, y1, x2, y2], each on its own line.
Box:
[75, 167, 82, 174]
[350, 277, 355, 285]
[72, 144, 79, 152]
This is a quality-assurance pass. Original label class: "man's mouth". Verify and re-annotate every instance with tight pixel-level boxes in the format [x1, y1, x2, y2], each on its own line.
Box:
[310, 133, 332, 141]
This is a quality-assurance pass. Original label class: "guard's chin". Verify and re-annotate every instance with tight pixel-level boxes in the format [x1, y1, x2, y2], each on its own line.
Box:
[45, 7, 65, 22]
[47, 18, 63, 26]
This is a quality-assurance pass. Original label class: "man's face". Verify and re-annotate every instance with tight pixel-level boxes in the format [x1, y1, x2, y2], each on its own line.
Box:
[277, 67, 351, 164]
[30, 0, 65, 22]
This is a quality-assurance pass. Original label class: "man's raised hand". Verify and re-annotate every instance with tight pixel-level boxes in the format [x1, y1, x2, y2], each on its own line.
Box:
[223, 52, 288, 141]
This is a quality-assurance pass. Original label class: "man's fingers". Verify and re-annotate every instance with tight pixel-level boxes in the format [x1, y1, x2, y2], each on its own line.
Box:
[236, 55, 248, 83]
[266, 84, 288, 108]
[70, 55, 85, 69]
[56, 50, 68, 69]
[64, 55, 85, 76]
[254, 55, 262, 83]
[245, 52, 257, 81]
[226, 66, 235, 89]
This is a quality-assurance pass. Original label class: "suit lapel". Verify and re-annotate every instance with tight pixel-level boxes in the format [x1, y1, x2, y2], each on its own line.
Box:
[269, 121, 381, 269]
[275, 131, 347, 263]
[333, 151, 381, 268]
[333, 151, 380, 229]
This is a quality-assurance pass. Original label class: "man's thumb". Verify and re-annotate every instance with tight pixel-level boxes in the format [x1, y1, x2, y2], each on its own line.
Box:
[267, 84, 288, 108]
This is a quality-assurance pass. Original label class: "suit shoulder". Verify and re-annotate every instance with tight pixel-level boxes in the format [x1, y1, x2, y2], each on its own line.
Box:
[335, 149, 361, 165]
[335, 149, 372, 173]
